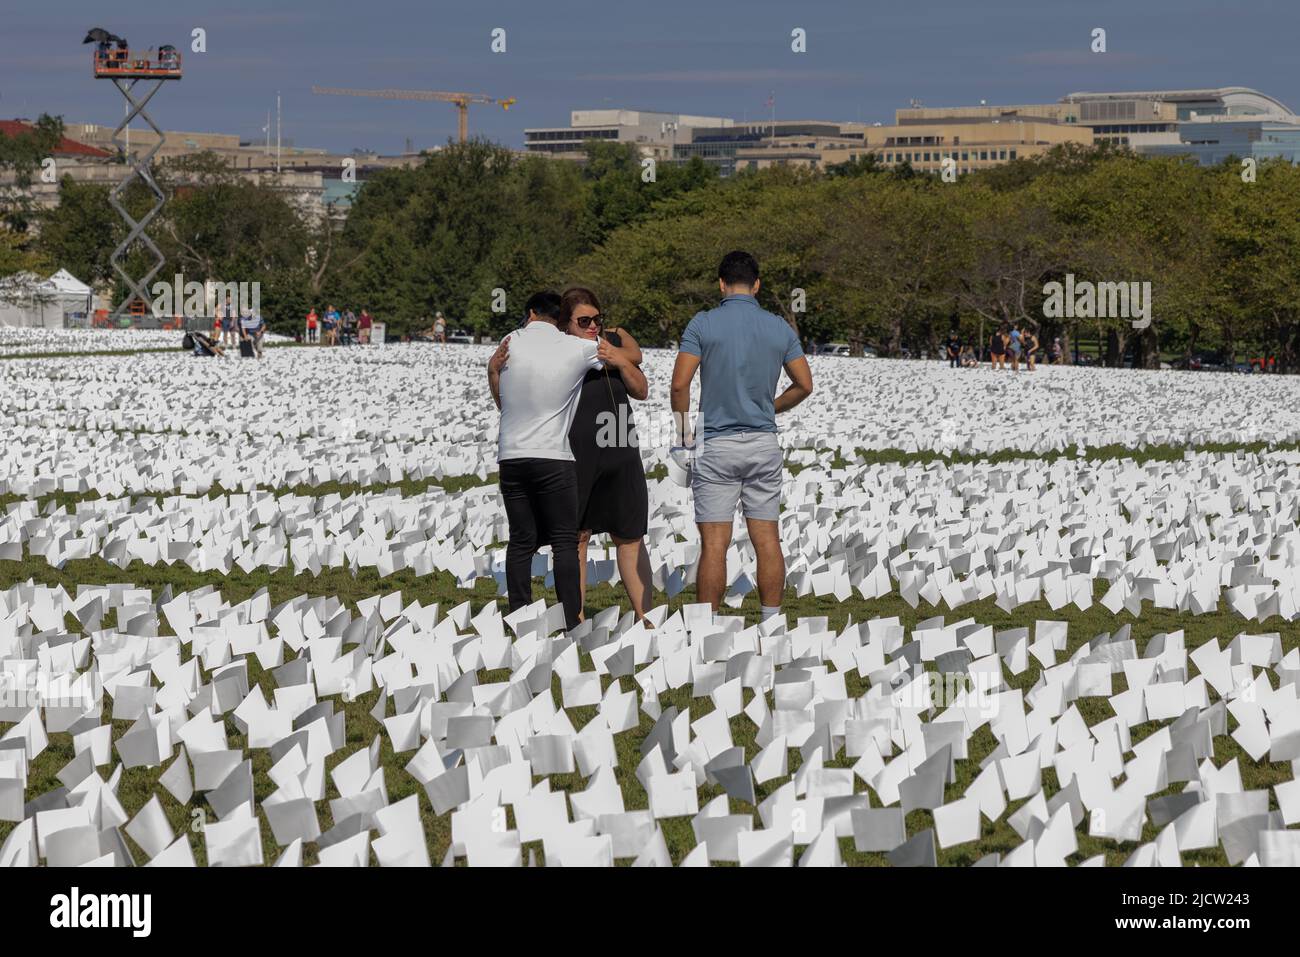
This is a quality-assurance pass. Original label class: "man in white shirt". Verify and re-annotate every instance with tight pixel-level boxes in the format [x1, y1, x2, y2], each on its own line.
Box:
[487, 291, 613, 629]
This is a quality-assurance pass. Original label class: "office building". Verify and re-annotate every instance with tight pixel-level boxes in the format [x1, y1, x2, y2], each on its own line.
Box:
[816, 119, 1092, 175]
[900, 87, 1297, 149]
[678, 122, 861, 176]
[524, 109, 733, 162]
[1140, 117, 1300, 165]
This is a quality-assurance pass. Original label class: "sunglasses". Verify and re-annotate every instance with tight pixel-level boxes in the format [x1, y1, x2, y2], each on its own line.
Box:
[575, 313, 603, 329]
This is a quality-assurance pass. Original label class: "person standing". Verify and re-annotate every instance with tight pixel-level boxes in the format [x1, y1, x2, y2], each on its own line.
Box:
[487, 291, 618, 630]
[670, 251, 813, 621]
[220, 296, 236, 348]
[358, 308, 373, 345]
[434, 311, 447, 344]
[324, 305, 340, 346]
[306, 308, 319, 344]
[945, 330, 961, 368]
[561, 288, 651, 620]
[989, 327, 1007, 370]
[1023, 326, 1040, 371]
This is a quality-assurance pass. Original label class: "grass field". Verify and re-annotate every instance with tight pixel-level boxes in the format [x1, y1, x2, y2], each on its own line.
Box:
[2, 450, 1295, 866]
[1, 344, 1296, 867]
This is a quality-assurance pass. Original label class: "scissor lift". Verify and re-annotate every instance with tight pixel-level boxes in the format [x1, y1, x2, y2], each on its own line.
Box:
[93, 45, 182, 320]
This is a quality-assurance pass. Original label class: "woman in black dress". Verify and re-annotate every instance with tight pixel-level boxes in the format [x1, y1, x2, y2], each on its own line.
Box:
[561, 287, 653, 621]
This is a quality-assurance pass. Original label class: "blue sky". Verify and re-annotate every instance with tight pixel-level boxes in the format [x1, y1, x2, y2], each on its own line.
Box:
[3, 0, 1297, 153]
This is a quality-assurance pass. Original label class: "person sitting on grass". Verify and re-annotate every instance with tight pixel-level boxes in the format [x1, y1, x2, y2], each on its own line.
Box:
[184, 330, 223, 357]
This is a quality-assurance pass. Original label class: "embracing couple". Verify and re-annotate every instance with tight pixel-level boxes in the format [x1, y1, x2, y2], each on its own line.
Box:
[488, 287, 651, 630]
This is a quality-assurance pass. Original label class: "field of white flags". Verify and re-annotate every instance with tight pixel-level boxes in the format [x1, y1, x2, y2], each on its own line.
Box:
[0, 330, 1298, 867]
[0, 327, 292, 358]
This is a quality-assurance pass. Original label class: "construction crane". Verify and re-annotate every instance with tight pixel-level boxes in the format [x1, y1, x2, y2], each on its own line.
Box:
[311, 87, 516, 144]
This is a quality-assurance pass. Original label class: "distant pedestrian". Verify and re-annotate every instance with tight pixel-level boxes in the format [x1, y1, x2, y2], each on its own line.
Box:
[1008, 325, 1023, 372]
[306, 308, 319, 344]
[434, 312, 447, 344]
[324, 305, 340, 346]
[220, 296, 236, 348]
[1023, 327, 1040, 371]
[945, 330, 961, 368]
[359, 308, 373, 344]
[989, 327, 1007, 370]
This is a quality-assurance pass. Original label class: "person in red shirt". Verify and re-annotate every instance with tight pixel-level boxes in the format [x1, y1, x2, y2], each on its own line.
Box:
[358, 308, 373, 345]
[306, 308, 319, 344]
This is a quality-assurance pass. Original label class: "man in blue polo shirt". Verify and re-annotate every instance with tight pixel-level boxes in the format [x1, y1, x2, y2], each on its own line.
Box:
[670, 250, 814, 621]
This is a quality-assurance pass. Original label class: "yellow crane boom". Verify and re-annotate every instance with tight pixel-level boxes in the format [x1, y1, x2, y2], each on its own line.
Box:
[311, 86, 516, 144]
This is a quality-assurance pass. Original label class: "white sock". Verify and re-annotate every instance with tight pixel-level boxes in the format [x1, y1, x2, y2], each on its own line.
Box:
[761, 606, 781, 622]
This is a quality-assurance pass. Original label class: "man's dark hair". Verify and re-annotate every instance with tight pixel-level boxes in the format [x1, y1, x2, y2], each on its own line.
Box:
[718, 250, 760, 288]
[525, 291, 563, 324]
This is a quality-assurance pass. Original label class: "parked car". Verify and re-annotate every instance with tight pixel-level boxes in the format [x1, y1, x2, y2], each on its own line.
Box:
[447, 329, 474, 345]
[818, 342, 852, 357]
[1184, 351, 1228, 371]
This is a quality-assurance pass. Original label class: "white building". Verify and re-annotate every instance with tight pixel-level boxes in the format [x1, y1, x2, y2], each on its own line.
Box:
[524, 109, 735, 162]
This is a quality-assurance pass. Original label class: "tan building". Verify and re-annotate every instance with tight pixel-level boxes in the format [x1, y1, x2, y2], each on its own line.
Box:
[754, 119, 1097, 175]
[893, 88, 1297, 149]
[62, 123, 425, 174]
[24, 123, 441, 224]
[895, 101, 1177, 148]
[734, 134, 866, 171]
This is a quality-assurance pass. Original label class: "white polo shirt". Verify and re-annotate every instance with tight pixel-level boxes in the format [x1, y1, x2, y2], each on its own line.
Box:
[497, 321, 601, 462]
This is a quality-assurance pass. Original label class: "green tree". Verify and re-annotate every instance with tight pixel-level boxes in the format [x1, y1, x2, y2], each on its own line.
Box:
[35, 178, 123, 285]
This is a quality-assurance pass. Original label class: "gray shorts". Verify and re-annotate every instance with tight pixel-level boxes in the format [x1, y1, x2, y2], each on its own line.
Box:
[692, 431, 783, 523]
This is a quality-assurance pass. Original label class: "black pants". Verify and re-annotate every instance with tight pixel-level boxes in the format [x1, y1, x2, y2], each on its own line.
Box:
[499, 458, 582, 630]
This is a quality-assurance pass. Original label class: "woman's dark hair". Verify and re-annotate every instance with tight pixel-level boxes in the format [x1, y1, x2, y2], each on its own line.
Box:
[560, 287, 602, 327]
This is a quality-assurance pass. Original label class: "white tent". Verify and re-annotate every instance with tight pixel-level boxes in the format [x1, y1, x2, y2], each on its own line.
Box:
[41, 269, 94, 326]
[0, 269, 92, 328]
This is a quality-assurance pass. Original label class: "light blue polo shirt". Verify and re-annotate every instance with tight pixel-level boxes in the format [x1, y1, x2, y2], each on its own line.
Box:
[679, 294, 803, 438]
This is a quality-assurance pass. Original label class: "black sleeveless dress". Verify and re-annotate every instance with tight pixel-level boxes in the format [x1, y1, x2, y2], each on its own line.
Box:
[567, 331, 649, 539]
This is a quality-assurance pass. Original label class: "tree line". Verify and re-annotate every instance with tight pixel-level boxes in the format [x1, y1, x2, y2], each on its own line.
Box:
[4, 116, 1300, 369]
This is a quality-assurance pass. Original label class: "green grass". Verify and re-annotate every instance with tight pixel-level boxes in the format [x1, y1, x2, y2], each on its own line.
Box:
[0, 433, 1294, 866]
[0, 551, 1292, 867]
[0, 471, 495, 515]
